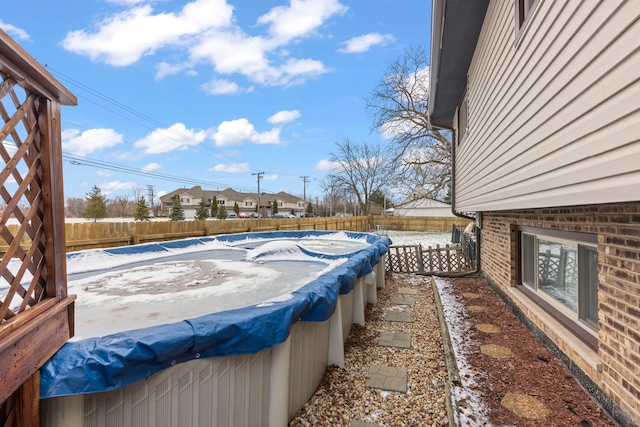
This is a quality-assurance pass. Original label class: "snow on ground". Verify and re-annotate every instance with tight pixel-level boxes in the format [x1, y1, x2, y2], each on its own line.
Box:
[434, 277, 492, 426]
[384, 230, 452, 247]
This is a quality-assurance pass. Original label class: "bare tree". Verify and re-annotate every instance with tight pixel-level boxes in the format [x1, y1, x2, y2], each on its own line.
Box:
[366, 46, 452, 201]
[108, 195, 133, 217]
[65, 197, 86, 218]
[131, 184, 145, 204]
[319, 176, 346, 217]
[326, 139, 396, 216]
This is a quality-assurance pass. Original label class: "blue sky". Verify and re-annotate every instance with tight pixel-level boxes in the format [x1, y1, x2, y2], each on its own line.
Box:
[1, 0, 430, 203]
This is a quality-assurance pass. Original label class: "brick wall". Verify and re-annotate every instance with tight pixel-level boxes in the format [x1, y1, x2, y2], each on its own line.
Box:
[480, 203, 640, 426]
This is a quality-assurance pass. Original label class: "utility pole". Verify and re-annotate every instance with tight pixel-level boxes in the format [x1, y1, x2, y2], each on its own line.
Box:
[147, 184, 155, 215]
[252, 172, 264, 218]
[300, 176, 309, 214]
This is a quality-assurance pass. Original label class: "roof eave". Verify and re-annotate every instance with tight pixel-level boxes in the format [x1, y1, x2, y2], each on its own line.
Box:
[428, 0, 490, 128]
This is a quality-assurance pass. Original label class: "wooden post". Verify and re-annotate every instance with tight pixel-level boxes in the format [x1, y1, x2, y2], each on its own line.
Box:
[38, 99, 68, 301]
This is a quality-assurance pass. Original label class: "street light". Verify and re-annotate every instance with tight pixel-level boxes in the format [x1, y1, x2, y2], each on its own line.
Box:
[252, 172, 264, 219]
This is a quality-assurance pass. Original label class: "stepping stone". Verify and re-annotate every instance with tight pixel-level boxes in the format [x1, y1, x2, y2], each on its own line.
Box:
[365, 365, 407, 393]
[476, 323, 501, 334]
[392, 295, 416, 306]
[467, 305, 488, 313]
[462, 292, 482, 299]
[501, 393, 549, 419]
[398, 287, 419, 295]
[351, 421, 383, 427]
[378, 331, 411, 348]
[480, 344, 513, 359]
[384, 310, 415, 323]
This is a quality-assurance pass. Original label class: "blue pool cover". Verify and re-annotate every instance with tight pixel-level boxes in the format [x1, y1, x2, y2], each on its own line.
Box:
[40, 230, 391, 398]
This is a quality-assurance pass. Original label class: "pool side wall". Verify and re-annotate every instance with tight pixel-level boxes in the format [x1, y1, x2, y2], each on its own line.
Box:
[40, 259, 385, 427]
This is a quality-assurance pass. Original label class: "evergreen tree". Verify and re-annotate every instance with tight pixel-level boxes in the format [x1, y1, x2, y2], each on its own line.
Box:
[272, 200, 279, 215]
[133, 197, 150, 221]
[307, 202, 314, 214]
[169, 195, 185, 221]
[216, 207, 227, 219]
[195, 199, 209, 220]
[211, 196, 218, 218]
[85, 185, 108, 222]
[234, 202, 240, 215]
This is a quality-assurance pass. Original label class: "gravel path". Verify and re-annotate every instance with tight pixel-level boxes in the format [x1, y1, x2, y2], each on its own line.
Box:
[290, 272, 450, 427]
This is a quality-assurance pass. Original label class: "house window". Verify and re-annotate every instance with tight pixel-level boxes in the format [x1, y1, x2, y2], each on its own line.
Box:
[218, 200, 226, 205]
[245, 201, 253, 207]
[457, 89, 468, 145]
[520, 228, 598, 333]
[516, 0, 539, 35]
[180, 198, 190, 204]
[278, 201, 283, 207]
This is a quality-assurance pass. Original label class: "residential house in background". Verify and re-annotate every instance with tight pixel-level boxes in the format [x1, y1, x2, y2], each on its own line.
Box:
[392, 198, 454, 217]
[159, 186, 306, 219]
[430, 1, 640, 425]
[392, 190, 454, 217]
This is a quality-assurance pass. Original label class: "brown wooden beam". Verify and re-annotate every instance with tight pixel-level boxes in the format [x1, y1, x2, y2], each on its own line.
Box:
[0, 297, 74, 405]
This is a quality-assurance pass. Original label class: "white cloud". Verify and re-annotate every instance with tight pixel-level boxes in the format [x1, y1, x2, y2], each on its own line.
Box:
[264, 173, 278, 181]
[142, 162, 162, 171]
[133, 123, 206, 154]
[339, 32, 395, 53]
[106, 0, 146, 5]
[202, 78, 241, 95]
[101, 180, 138, 191]
[62, 128, 124, 156]
[0, 21, 30, 41]
[257, 0, 348, 42]
[61, 0, 346, 87]
[268, 110, 301, 124]
[155, 61, 191, 79]
[61, 0, 234, 66]
[211, 118, 280, 147]
[209, 162, 250, 173]
[315, 158, 337, 171]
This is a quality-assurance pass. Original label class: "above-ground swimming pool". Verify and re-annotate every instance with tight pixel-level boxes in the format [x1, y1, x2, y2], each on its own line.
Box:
[36, 230, 390, 401]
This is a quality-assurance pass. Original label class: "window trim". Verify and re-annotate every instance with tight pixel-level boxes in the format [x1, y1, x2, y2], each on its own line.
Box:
[515, 0, 540, 44]
[457, 87, 468, 146]
[517, 226, 598, 350]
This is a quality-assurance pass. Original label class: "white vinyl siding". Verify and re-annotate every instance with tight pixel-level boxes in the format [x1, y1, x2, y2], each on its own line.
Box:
[455, 1, 640, 212]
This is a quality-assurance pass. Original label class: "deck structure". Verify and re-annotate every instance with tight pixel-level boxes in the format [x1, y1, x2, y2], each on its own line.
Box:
[0, 29, 76, 426]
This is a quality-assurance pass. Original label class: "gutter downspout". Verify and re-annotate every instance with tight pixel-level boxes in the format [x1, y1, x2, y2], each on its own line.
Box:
[420, 123, 480, 278]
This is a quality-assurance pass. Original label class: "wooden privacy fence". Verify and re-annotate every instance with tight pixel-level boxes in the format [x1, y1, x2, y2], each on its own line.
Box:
[1, 216, 370, 255]
[370, 215, 468, 232]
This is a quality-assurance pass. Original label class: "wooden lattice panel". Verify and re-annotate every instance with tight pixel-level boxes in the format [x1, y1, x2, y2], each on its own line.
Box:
[0, 71, 47, 323]
[423, 244, 471, 273]
[386, 243, 474, 274]
[386, 245, 424, 273]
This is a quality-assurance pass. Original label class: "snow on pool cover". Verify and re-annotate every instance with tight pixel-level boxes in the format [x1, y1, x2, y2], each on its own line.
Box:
[39, 230, 391, 398]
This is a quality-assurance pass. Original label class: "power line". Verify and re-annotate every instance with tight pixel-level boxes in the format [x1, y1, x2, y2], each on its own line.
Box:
[62, 152, 262, 193]
[47, 66, 264, 171]
[40, 67, 285, 194]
